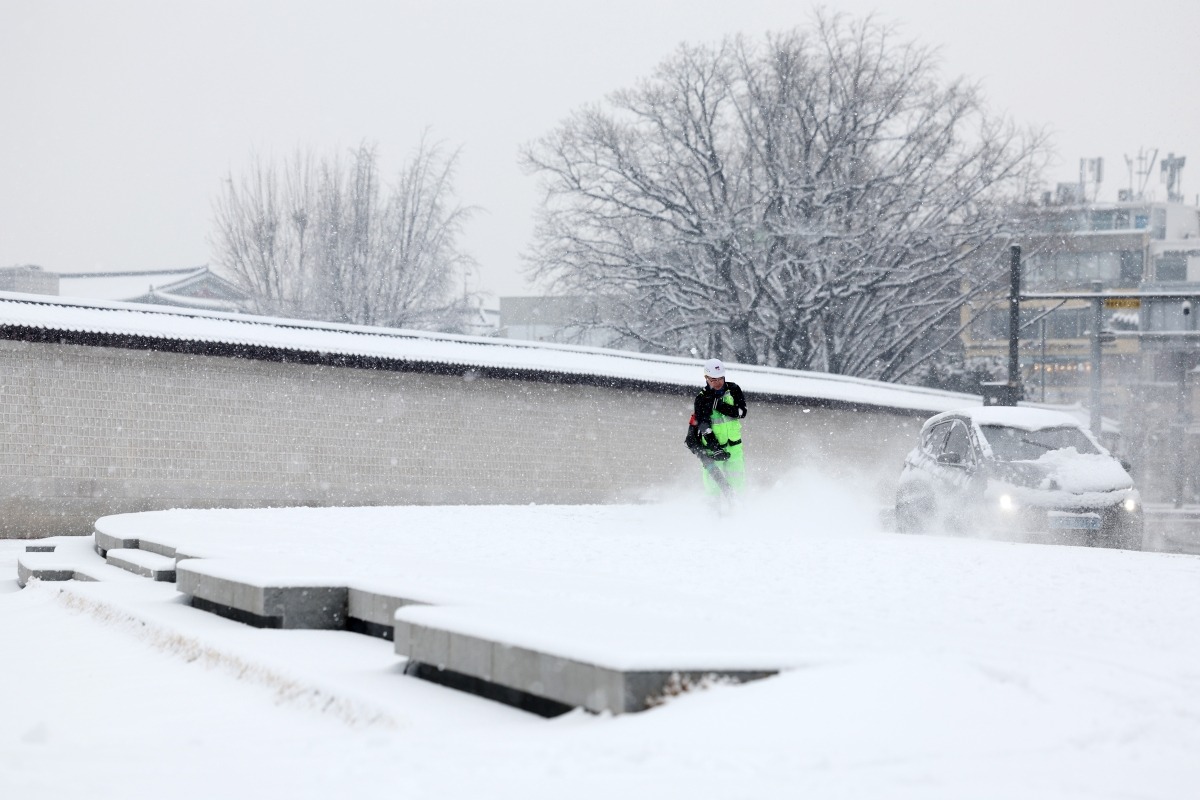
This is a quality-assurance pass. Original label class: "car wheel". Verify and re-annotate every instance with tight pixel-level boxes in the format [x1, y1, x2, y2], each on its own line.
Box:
[895, 495, 934, 534]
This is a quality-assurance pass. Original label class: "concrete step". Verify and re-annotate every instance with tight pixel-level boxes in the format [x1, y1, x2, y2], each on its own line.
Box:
[176, 559, 350, 630]
[16, 552, 142, 587]
[393, 606, 779, 715]
[94, 529, 190, 560]
[175, 559, 432, 637]
[17, 552, 93, 587]
[105, 548, 178, 582]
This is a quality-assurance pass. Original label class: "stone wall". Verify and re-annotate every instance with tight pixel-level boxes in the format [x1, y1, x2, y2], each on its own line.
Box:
[0, 339, 923, 537]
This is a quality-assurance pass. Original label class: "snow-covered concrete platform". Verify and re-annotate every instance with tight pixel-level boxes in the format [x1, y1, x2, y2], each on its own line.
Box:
[85, 500, 861, 712]
[100, 508, 788, 713]
[7, 491, 1200, 795]
[75, 489, 1200, 721]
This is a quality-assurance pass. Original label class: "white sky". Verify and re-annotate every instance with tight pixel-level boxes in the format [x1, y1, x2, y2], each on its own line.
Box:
[2, 0, 1199, 299]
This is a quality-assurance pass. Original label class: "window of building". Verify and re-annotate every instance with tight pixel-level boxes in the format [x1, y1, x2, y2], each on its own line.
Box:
[1048, 308, 1089, 338]
[1089, 210, 1114, 231]
[1156, 253, 1188, 282]
[973, 307, 1094, 341]
[1152, 209, 1167, 239]
[1025, 251, 1120, 289]
[1119, 250, 1144, 284]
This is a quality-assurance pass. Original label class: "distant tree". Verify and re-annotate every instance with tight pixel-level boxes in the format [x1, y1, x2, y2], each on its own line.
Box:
[211, 139, 477, 330]
[522, 12, 1049, 380]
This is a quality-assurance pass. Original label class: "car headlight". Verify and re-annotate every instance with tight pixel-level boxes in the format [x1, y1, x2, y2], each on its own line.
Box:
[1122, 496, 1138, 513]
[998, 493, 1016, 512]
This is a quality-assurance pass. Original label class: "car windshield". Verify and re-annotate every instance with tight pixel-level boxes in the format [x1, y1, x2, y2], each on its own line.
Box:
[979, 424, 1100, 461]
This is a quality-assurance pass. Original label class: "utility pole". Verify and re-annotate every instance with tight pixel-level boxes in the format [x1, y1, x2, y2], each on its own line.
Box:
[1040, 317, 1047, 402]
[1174, 354, 1190, 508]
[984, 244, 1023, 406]
[1089, 280, 1104, 436]
[1008, 245, 1021, 395]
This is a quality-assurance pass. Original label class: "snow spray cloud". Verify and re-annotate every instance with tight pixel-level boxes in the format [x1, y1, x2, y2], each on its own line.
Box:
[742, 465, 884, 536]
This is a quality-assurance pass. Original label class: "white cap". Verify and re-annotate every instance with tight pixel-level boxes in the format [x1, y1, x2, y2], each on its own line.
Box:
[703, 358, 725, 378]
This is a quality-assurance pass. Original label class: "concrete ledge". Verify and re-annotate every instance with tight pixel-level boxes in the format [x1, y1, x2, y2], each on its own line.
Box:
[103, 527, 435, 639]
[105, 548, 178, 582]
[17, 553, 100, 588]
[346, 586, 431, 641]
[93, 528, 139, 557]
[404, 662, 575, 717]
[393, 612, 777, 715]
[176, 560, 348, 630]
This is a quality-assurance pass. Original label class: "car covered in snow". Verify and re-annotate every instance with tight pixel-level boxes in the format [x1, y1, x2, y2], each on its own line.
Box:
[895, 406, 1142, 549]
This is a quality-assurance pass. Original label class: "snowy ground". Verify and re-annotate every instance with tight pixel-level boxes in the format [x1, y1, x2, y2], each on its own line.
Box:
[3, 471, 1200, 799]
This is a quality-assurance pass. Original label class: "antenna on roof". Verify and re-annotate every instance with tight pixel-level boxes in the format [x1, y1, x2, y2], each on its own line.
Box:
[1161, 153, 1187, 203]
[1124, 147, 1158, 201]
[1079, 157, 1103, 202]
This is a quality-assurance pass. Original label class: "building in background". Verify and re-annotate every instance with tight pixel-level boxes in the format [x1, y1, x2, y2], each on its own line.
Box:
[964, 153, 1200, 501]
[0, 265, 251, 313]
[461, 300, 501, 337]
[56, 265, 250, 312]
[498, 295, 626, 348]
[965, 198, 1200, 405]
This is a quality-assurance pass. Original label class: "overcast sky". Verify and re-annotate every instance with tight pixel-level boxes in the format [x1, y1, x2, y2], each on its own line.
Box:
[3, 0, 1199, 299]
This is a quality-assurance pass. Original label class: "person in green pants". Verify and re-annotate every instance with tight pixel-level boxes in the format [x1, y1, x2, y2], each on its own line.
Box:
[684, 358, 747, 497]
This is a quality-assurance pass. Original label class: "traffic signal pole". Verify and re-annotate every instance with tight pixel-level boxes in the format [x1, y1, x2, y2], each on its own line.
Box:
[1008, 246, 1021, 394]
[1090, 280, 1104, 436]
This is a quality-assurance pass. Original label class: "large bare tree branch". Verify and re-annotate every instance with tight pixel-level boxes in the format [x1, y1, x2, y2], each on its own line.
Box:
[522, 11, 1049, 379]
[210, 138, 478, 331]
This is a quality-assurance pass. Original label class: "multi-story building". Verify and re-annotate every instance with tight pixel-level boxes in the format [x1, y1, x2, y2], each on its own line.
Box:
[964, 193, 1200, 501]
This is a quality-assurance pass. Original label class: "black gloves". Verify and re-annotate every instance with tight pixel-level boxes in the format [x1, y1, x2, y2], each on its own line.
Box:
[707, 447, 731, 462]
[712, 402, 746, 420]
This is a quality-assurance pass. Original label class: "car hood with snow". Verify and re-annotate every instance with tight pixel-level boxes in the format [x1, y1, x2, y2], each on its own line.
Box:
[988, 448, 1134, 499]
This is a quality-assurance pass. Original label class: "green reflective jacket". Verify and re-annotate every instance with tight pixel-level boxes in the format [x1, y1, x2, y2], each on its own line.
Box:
[694, 382, 745, 448]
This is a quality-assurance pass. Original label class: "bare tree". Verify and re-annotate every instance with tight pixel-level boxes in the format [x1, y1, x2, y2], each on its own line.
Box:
[211, 139, 476, 330]
[522, 12, 1049, 380]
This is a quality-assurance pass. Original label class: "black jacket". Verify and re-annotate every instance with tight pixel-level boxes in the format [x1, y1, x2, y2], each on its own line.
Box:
[685, 382, 746, 457]
[694, 381, 746, 428]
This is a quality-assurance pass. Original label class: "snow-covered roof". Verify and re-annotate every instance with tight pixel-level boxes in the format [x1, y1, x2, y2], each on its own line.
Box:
[0, 291, 981, 413]
[930, 406, 1084, 431]
[56, 267, 211, 302]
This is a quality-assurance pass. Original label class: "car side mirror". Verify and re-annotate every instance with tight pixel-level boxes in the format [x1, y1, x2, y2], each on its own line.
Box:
[937, 452, 964, 467]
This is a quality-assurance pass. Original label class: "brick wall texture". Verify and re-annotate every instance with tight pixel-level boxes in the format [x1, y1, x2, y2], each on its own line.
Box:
[0, 339, 922, 537]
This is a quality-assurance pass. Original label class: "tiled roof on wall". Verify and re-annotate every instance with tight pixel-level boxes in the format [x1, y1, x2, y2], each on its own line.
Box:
[0, 291, 979, 413]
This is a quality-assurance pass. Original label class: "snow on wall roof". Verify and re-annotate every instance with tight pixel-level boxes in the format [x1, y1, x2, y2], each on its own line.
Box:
[0, 291, 980, 413]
